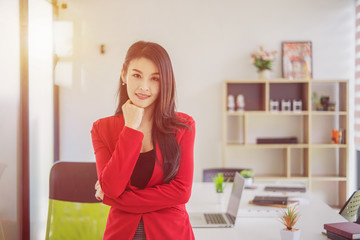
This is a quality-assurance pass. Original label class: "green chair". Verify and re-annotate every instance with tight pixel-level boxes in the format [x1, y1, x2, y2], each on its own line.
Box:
[45, 161, 110, 240]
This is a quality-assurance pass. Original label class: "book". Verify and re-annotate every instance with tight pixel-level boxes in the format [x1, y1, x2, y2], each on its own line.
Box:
[249, 199, 298, 208]
[324, 222, 360, 239]
[327, 230, 352, 240]
[256, 137, 298, 144]
[264, 186, 306, 193]
[252, 196, 288, 205]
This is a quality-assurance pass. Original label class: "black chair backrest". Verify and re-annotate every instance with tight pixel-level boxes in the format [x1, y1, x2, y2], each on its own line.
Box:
[203, 168, 250, 182]
[49, 161, 98, 203]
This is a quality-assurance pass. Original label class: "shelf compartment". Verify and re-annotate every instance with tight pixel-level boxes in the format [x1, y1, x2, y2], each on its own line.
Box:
[227, 83, 266, 111]
[290, 148, 309, 178]
[269, 82, 309, 111]
[311, 81, 347, 112]
[225, 148, 287, 177]
[310, 115, 347, 144]
[245, 115, 308, 144]
[310, 148, 346, 177]
[310, 181, 347, 207]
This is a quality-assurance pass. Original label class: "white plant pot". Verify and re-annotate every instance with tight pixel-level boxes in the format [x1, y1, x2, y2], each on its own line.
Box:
[258, 69, 271, 79]
[280, 229, 301, 240]
[244, 177, 253, 188]
[217, 192, 224, 203]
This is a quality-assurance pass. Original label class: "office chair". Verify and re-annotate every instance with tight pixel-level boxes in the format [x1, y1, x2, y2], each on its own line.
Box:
[45, 161, 110, 240]
[339, 190, 360, 223]
[203, 168, 250, 182]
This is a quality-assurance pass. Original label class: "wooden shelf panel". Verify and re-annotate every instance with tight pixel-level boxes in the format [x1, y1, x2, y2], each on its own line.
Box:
[311, 176, 347, 181]
[227, 111, 347, 116]
[226, 144, 309, 148]
[311, 111, 347, 115]
[225, 78, 311, 83]
[227, 111, 309, 116]
[225, 79, 347, 83]
[310, 144, 347, 148]
[255, 176, 309, 180]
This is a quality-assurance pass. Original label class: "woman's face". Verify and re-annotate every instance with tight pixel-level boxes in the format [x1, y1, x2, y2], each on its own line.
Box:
[122, 57, 160, 110]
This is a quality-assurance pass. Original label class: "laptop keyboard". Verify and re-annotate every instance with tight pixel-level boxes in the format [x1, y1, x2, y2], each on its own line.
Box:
[204, 213, 227, 224]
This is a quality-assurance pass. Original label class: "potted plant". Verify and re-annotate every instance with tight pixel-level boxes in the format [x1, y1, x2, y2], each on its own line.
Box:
[239, 169, 254, 188]
[280, 206, 301, 240]
[250, 46, 277, 79]
[213, 173, 230, 204]
[312, 92, 323, 111]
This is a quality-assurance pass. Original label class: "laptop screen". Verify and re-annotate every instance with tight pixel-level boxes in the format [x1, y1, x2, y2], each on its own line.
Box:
[226, 172, 245, 218]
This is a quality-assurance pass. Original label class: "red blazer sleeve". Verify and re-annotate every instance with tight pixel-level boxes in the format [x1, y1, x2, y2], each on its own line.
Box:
[102, 120, 195, 213]
[91, 119, 144, 198]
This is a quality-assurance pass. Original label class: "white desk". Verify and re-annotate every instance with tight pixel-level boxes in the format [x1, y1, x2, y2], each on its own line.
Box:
[186, 182, 346, 240]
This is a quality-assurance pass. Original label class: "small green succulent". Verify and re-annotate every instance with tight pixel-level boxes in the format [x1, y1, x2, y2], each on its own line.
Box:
[213, 173, 230, 193]
[240, 169, 254, 178]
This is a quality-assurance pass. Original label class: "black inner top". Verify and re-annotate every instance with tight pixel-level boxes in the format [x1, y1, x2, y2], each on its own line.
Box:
[130, 149, 156, 189]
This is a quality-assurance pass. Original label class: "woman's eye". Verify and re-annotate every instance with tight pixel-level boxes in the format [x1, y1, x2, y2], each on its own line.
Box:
[152, 77, 159, 81]
[133, 74, 141, 78]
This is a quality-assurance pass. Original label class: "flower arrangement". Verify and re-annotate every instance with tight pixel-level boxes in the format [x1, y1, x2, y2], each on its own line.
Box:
[280, 206, 300, 231]
[250, 46, 277, 72]
[213, 173, 230, 193]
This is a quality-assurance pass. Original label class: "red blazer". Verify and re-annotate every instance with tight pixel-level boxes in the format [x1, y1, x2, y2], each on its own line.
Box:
[91, 112, 195, 240]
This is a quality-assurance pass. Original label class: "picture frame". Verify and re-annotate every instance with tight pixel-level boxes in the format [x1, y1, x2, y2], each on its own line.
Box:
[282, 41, 312, 79]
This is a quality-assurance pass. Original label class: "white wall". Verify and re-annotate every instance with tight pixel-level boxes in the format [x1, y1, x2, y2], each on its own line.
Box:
[28, 0, 54, 239]
[58, 0, 355, 187]
[0, 0, 20, 239]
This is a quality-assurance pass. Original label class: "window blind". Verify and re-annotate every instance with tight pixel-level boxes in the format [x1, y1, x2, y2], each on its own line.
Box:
[356, 0, 360, 145]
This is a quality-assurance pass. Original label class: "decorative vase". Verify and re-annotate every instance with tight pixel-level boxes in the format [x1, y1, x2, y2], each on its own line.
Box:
[258, 69, 270, 79]
[280, 229, 301, 240]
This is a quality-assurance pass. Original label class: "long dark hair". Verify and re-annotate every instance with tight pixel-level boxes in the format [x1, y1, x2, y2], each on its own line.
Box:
[115, 41, 189, 183]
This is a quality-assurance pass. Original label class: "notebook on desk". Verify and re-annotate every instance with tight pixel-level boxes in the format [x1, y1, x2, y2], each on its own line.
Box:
[189, 172, 245, 228]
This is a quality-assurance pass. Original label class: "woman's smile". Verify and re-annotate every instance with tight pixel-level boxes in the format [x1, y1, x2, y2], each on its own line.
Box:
[135, 92, 151, 100]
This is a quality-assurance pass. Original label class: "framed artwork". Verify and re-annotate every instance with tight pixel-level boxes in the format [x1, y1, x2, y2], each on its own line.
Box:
[282, 41, 312, 79]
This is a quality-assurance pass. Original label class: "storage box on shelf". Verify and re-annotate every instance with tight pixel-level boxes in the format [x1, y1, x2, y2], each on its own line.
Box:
[222, 79, 348, 208]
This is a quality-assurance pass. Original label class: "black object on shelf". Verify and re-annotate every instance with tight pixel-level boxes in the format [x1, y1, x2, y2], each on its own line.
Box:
[256, 137, 298, 144]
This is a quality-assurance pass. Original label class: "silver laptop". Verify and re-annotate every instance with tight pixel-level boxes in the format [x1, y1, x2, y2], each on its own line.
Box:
[190, 172, 245, 228]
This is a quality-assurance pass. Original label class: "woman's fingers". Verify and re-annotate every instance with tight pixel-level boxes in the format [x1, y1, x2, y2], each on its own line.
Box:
[95, 188, 104, 201]
[122, 99, 144, 130]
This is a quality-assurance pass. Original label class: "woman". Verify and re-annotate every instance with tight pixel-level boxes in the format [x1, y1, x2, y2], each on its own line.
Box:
[91, 41, 195, 240]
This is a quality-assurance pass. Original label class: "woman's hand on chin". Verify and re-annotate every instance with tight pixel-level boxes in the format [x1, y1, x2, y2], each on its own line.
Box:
[122, 100, 144, 130]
